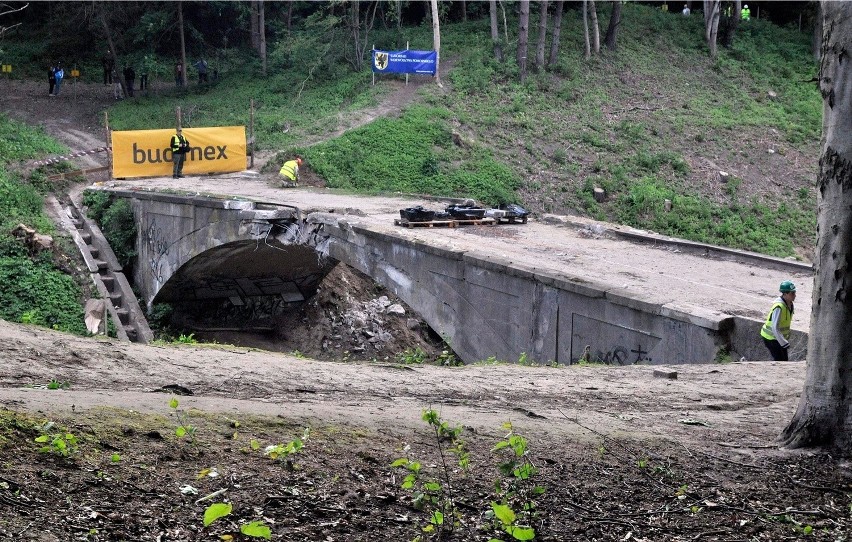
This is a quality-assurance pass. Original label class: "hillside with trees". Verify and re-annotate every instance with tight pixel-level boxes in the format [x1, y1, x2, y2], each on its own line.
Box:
[1, 1, 822, 260]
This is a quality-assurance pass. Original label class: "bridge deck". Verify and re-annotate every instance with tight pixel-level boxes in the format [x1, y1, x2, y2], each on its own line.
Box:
[105, 175, 813, 337]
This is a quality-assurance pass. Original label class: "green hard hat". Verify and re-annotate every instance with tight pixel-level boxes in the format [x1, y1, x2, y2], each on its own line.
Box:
[780, 280, 796, 293]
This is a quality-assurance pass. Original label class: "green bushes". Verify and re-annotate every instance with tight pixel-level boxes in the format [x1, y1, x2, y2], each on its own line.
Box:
[0, 114, 87, 335]
[0, 257, 86, 334]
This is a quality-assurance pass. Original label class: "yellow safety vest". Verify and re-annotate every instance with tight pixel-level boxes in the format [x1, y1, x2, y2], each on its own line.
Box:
[171, 134, 187, 152]
[760, 300, 792, 341]
[279, 160, 299, 181]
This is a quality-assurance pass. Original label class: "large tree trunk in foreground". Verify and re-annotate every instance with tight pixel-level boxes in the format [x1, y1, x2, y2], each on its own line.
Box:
[781, 1, 852, 451]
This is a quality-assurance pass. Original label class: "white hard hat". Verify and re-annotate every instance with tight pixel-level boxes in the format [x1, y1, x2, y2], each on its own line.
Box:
[744, 4, 748, 8]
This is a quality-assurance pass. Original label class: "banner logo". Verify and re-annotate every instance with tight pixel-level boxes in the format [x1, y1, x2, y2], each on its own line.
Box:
[374, 52, 389, 71]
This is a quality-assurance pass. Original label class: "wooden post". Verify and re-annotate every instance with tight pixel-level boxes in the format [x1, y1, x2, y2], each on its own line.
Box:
[250, 99, 255, 169]
[176, 105, 182, 130]
[372, 43, 375, 86]
[104, 111, 112, 179]
[405, 41, 409, 86]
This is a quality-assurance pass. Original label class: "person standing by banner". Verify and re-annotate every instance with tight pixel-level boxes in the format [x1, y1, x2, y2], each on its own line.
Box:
[170, 128, 190, 178]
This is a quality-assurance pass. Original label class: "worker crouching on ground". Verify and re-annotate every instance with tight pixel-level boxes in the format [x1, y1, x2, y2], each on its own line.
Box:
[279, 157, 302, 187]
[760, 280, 796, 361]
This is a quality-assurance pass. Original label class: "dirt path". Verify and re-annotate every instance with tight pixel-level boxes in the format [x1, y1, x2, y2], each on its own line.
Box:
[0, 318, 804, 452]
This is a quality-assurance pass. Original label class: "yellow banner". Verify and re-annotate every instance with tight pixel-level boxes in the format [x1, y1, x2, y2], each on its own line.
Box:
[111, 126, 246, 178]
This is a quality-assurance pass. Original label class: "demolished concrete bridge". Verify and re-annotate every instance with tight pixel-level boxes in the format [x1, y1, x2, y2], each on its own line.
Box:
[92, 188, 807, 365]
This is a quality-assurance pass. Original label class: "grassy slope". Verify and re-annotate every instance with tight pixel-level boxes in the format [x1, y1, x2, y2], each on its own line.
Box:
[103, 4, 820, 257]
[0, 116, 87, 334]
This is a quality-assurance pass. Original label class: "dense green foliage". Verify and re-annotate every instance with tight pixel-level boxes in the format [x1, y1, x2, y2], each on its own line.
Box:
[0, 114, 85, 334]
[82, 190, 138, 268]
[3, 3, 823, 257]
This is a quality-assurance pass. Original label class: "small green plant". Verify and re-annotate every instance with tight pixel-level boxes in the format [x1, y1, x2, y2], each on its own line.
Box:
[46, 379, 70, 390]
[34, 421, 78, 457]
[489, 423, 544, 541]
[397, 347, 428, 365]
[176, 333, 197, 344]
[169, 398, 197, 443]
[202, 502, 272, 539]
[264, 427, 310, 469]
[392, 410, 470, 539]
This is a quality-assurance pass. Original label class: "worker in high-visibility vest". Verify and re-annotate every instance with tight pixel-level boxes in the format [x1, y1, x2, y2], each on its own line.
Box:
[741, 4, 751, 20]
[760, 280, 796, 361]
[279, 157, 302, 187]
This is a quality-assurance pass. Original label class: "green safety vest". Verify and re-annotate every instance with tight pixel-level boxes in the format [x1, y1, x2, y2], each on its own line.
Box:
[279, 160, 299, 181]
[760, 300, 792, 341]
[741, 8, 750, 20]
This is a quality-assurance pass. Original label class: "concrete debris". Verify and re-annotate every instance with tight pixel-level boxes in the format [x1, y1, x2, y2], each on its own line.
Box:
[386, 304, 405, 315]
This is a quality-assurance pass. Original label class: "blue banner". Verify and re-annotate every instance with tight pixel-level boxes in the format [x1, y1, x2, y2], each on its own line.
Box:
[372, 49, 437, 75]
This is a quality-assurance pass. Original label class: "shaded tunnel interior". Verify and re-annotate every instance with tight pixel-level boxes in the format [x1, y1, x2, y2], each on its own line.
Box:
[154, 239, 337, 330]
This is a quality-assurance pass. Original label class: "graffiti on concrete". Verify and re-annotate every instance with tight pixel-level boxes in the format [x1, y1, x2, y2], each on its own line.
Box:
[144, 216, 171, 285]
[571, 314, 661, 365]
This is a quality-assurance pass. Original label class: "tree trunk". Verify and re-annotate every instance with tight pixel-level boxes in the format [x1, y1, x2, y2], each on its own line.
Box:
[490, 0, 503, 62]
[603, 0, 621, 51]
[352, 1, 361, 72]
[259, 0, 267, 76]
[97, 5, 125, 97]
[461, 0, 467, 22]
[396, 0, 402, 30]
[431, 0, 441, 86]
[589, 0, 600, 54]
[535, 0, 548, 72]
[720, 0, 741, 48]
[178, 2, 187, 87]
[287, 1, 293, 35]
[517, 0, 529, 82]
[349, 1, 379, 73]
[250, 0, 259, 51]
[704, 0, 720, 57]
[548, 0, 564, 67]
[780, 1, 852, 452]
[583, 0, 591, 59]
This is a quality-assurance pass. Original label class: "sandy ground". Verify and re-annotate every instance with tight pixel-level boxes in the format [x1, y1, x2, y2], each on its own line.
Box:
[0, 318, 805, 453]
